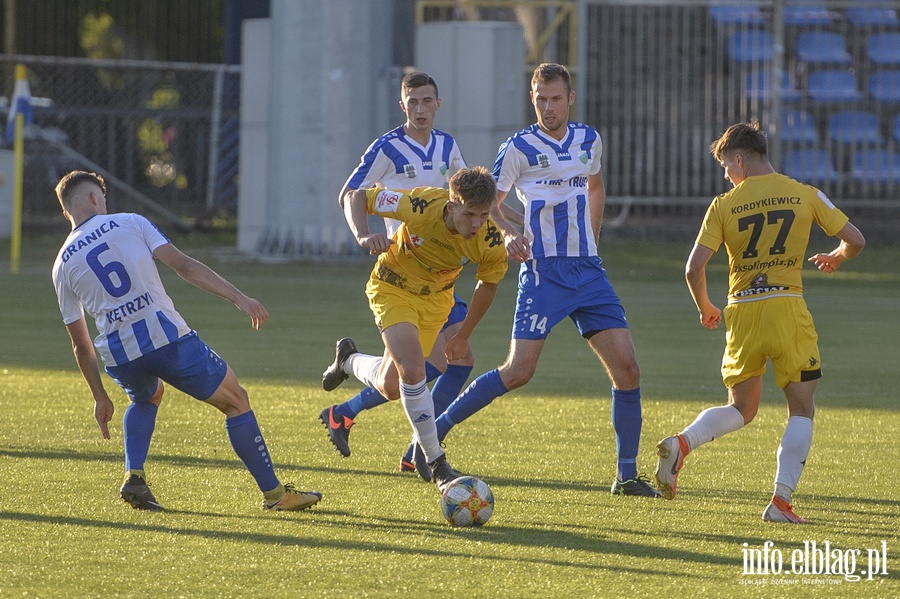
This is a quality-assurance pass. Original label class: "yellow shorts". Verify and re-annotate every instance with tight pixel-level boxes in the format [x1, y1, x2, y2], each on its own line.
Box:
[721, 296, 821, 389]
[366, 278, 454, 357]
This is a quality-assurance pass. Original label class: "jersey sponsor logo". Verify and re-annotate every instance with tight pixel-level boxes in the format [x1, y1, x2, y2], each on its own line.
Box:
[375, 190, 402, 213]
[61, 219, 121, 263]
[733, 272, 790, 298]
[537, 153, 551, 168]
[556, 151, 571, 159]
[731, 196, 801, 215]
[105, 291, 155, 324]
[732, 257, 798, 274]
[404, 163, 418, 178]
[537, 179, 565, 186]
[409, 234, 425, 247]
[568, 176, 588, 188]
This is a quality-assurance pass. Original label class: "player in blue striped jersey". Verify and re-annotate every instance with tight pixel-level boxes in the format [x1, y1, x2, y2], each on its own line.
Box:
[320, 72, 475, 470]
[52, 171, 321, 512]
[433, 63, 660, 497]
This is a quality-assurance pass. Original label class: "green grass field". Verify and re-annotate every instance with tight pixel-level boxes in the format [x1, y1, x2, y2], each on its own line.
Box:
[0, 233, 897, 598]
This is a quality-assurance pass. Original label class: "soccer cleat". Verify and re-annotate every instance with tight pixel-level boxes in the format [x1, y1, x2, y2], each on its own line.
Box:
[120, 474, 165, 511]
[321, 337, 358, 392]
[762, 495, 809, 523]
[429, 454, 462, 494]
[655, 434, 690, 500]
[318, 405, 354, 457]
[611, 474, 662, 497]
[398, 441, 416, 472]
[263, 483, 323, 511]
[412, 442, 432, 482]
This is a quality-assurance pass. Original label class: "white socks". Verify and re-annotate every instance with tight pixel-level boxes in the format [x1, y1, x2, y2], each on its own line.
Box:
[345, 353, 383, 390]
[774, 416, 813, 500]
[681, 405, 745, 452]
[399, 378, 442, 463]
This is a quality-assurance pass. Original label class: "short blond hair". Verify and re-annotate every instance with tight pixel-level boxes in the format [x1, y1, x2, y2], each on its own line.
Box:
[448, 166, 496, 210]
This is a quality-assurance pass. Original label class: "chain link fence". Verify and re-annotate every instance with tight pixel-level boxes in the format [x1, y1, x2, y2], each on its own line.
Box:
[1, 54, 239, 231]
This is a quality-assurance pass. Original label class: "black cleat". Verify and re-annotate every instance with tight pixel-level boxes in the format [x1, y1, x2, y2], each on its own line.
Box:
[322, 338, 358, 392]
[319, 405, 354, 457]
[120, 474, 165, 511]
[611, 474, 662, 498]
[412, 442, 432, 482]
[429, 454, 463, 494]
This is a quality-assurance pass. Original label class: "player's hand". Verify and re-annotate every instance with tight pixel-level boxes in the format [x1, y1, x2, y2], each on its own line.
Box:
[94, 396, 114, 440]
[699, 304, 722, 329]
[505, 233, 531, 263]
[444, 334, 470, 363]
[807, 252, 842, 274]
[358, 234, 394, 255]
[236, 297, 269, 329]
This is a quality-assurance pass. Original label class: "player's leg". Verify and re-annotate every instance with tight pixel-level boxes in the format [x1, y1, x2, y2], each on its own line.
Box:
[763, 380, 816, 523]
[435, 337, 544, 443]
[105, 360, 165, 510]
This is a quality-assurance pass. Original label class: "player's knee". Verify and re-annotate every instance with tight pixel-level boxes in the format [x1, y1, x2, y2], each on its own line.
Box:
[499, 363, 534, 390]
[614, 360, 641, 389]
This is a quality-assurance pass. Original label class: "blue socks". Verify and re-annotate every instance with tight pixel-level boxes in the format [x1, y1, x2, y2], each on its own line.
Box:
[123, 401, 158, 472]
[611, 387, 642, 481]
[436, 369, 508, 441]
[225, 410, 279, 493]
[431, 364, 473, 416]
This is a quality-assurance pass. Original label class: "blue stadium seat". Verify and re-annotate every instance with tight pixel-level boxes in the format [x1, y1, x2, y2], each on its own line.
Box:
[827, 111, 883, 144]
[851, 150, 900, 183]
[796, 32, 852, 65]
[846, 7, 900, 27]
[893, 115, 900, 142]
[869, 71, 900, 102]
[727, 30, 773, 62]
[784, 0, 832, 26]
[867, 33, 900, 66]
[782, 149, 839, 183]
[710, 4, 765, 25]
[780, 110, 818, 144]
[807, 70, 863, 102]
[745, 70, 802, 101]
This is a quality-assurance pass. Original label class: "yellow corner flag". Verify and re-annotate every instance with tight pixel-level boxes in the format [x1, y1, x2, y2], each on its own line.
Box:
[8, 64, 32, 274]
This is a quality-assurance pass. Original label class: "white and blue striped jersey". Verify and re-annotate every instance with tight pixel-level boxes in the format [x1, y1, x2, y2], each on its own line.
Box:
[344, 125, 466, 236]
[52, 213, 191, 367]
[493, 122, 603, 258]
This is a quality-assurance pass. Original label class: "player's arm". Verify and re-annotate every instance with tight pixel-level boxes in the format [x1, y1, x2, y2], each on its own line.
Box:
[685, 243, 722, 329]
[491, 189, 530, 263]
[587, 171, 605, 241]
[807, 222, 866, 273]
[445, 280, 499, 363]
[64, 316, 114, 439]
[344, 189, 393, 255]
[153, 244, 268, 329]
[337, 181, 354, 209]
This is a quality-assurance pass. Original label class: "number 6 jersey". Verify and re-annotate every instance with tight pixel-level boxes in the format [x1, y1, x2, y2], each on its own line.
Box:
[52, 213, 191, 366]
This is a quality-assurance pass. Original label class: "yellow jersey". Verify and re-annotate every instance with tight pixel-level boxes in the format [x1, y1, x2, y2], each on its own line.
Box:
[696, 172, 849, 303]
[366, 186, 508, 295]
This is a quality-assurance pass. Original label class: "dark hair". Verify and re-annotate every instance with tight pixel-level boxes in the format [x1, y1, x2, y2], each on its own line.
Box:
[401, 71, 439, 99]
[710, 122, 768, 161]
[448, 166, 496, 210]
[55, 170, 107, 209]
[531, 63, 572, 94]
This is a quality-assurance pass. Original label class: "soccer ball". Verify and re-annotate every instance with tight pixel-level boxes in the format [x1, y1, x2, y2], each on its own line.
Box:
[439, 476, 494, 527]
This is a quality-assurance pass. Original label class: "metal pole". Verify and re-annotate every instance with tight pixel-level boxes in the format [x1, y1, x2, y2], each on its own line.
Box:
[205, 66, 225, 209]
[575, 0, 587, 122]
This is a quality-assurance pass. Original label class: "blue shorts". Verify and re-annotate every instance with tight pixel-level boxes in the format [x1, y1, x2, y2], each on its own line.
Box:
[105, 331, 228, 403]
[441, 293, 469, 331]
[512, 256, 628, 340]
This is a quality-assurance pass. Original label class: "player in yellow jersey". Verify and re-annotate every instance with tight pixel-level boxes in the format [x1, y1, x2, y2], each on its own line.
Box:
[322, 166, 508, 492]
[654, 123, 865, 522]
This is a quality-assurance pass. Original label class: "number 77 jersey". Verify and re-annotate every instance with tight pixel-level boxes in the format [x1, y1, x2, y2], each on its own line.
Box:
[696, 172, 849, 304]
[52, 213, 190, 366]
